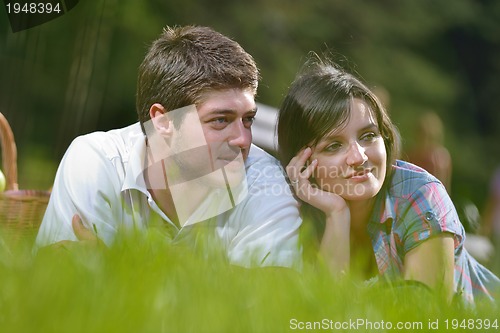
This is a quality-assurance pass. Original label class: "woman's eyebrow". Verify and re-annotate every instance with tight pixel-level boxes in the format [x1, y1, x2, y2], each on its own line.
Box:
[359, 123, 379, 132]
[320, 123, 379, 142]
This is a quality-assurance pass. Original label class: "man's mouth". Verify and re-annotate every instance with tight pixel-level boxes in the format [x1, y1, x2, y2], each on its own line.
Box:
[214, 154, 244, 170]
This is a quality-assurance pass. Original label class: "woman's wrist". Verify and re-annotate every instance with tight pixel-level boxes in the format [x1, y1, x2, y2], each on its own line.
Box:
[321, 207, 351, 275]
[324, 206, 351, 226]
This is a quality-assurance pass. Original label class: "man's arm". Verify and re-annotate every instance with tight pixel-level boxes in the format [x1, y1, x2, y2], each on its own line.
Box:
[37, 214, 103, 254]
[35, 135, 120, 249]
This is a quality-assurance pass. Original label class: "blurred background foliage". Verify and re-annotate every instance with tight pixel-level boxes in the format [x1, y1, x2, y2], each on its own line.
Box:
[0, 0, 499, 214]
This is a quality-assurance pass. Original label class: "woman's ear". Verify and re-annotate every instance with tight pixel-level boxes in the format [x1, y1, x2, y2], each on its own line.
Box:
[149, 103, 173, 137]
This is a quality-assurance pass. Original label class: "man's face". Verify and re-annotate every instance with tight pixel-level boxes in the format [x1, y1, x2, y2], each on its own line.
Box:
[169, 88, 257, 187]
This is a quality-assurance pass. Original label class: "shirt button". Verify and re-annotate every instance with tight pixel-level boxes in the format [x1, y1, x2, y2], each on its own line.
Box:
[425, 211, 434, 221]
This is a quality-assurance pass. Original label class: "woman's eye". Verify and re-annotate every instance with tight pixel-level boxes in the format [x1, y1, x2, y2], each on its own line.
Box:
[325, 142, 342, 152]
[361, 132, 378, 141]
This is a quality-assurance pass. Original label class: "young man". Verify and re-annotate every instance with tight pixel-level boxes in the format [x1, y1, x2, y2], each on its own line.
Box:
[35, 26, 302, 268]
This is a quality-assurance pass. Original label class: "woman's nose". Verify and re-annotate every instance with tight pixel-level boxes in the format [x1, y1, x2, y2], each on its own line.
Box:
[346, 142, 368, 167]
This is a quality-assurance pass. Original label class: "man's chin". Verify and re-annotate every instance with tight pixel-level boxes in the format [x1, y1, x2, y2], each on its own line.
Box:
[225, 168, 246, 186]
[218, 157, 245, 170]
[200, 170, 245, 191]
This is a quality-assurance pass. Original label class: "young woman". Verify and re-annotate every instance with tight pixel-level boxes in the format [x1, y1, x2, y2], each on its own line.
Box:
[277, 56, 499, 305]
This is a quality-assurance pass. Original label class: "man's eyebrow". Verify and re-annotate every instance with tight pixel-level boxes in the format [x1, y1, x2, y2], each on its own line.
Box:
[246, 107, 258, 115]
[206, 107, 258, 115]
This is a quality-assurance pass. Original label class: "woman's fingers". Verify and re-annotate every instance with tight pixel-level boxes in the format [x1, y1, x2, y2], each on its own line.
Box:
[300, 158, 317, 180]
[285, 148, 349, 214]
[286, 147, 313, 181]
[285, 148, 320, 203]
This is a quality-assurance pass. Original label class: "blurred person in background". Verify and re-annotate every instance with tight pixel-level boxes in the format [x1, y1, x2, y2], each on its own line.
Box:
[483, 167, 500, 275]
[277, 55, 499, 305]
[458, 199, 495, 267]
[407, 111, 494, 265]
[406, 111, 452, 191]
[35, 25, 302, 269]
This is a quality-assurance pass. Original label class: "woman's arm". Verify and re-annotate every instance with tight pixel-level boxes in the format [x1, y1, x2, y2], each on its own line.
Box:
[286, 147, 351, 275]
[320, 208, 351, 275]
[403, 233, 455, 302]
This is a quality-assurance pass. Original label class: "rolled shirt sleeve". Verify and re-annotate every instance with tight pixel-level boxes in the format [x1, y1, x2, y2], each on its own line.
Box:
[400, 181, 464, 255]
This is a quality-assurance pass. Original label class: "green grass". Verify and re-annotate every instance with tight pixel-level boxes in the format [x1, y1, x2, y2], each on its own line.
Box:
[0, 230, 498, 333]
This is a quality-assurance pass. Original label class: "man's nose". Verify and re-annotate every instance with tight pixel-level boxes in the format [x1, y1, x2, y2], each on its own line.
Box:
[228, 120, 252, 149]
[346, 141, 368, 167]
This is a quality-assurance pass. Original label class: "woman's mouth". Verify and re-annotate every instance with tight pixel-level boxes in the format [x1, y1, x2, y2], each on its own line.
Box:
[346, 168, 372, 182]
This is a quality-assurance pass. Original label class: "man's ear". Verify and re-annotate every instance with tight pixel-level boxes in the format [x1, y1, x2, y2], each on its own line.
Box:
[149, 103, 173, 137]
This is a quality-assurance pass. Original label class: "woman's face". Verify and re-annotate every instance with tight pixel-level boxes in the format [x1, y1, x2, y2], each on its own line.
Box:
[310, 98, 387, 202]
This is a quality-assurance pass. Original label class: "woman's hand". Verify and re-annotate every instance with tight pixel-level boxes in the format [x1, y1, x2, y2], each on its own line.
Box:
[286, 147, 348, 215]
[287, 147, 351, 275]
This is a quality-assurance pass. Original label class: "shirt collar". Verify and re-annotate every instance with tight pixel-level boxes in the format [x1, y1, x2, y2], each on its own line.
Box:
[371, 184, 396, 225]
[119, 125, 250, 227]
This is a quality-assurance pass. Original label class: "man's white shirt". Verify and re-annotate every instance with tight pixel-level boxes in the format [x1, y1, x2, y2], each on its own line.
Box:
[36, 123, 302, 268]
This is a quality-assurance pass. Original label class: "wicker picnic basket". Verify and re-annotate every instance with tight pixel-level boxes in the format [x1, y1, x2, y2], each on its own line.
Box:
[0, 112, 51, 242]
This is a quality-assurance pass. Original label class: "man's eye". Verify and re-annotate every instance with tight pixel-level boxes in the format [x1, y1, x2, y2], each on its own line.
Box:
[210, 117, 229, 129]
[213, 117, 227, 124]
[243, 116, 255, 127]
